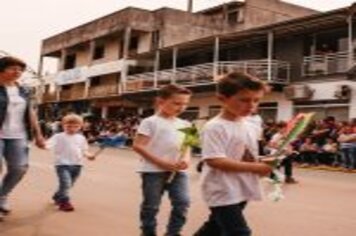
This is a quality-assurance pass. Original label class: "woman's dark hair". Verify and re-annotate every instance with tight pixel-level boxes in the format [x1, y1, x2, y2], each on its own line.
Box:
[0, 56, 26, 72]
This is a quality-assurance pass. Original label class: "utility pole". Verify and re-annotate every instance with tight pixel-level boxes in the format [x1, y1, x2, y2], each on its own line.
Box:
[188, 0, 193, 13]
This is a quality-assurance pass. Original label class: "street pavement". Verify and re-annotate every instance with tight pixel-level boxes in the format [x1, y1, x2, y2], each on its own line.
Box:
[1, 147, 356, 236]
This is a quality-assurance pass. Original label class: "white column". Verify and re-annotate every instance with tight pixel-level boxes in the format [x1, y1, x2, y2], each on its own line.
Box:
[37, 56, 44, 76]
[213, 36, 220, 79]
[277, 98, 293, 121]
[59, 49, 67, 71]
[120, 27, 132, 93]
[37, 56, 45, 104]
[267, 31, 274, 82]
[154, 50, 160, 88]
[349, 82, 356, 119]
[172, 47, 178, 84]
[348, 15, 354, 68]
[84, 79, 90, 98]
[88, 40, 96, 65]
[101, 106, 108, 119]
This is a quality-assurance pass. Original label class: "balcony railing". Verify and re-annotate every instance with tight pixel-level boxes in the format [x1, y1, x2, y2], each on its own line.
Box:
[88, 85, 118, 98]
[125, 59, 290, 92]
[60, 87, 85, 101]
[302, 51, 353, 77]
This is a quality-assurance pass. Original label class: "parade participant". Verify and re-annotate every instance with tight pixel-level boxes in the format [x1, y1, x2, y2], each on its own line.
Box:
[46, 114, 95, 212]
[0, 56, 45, 220]
[194, 72, 272, 236]
[133, 84, 192, 236]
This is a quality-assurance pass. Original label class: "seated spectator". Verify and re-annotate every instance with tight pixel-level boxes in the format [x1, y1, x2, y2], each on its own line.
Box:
[299, 137, 319, 166]
[319, 138, 338, 166]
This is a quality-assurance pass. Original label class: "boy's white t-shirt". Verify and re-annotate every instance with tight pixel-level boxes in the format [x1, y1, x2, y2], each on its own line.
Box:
[200, 116, 263, 207]
[136, 114, 190, 172]
[0, 86, 27, 139]
[47, 132, 88, 166]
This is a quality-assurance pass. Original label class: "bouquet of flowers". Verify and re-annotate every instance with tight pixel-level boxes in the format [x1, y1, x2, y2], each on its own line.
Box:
[167, 124, 200, 183]
[263, 112, 315, 201]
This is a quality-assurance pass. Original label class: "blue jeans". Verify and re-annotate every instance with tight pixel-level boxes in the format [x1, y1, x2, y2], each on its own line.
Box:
[53, 165, 82, 203]
[0, 139, 29, 198]
[140, 172, 190, 235]
[194, 202, 251, 236]
[340, 147, 356, 169]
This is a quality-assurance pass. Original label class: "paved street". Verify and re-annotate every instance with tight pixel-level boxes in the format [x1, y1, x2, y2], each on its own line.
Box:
[1, 147, 356, 236]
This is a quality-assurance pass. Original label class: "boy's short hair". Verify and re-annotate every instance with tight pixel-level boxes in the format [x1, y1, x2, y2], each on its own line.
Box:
[157, 84, 192, 99]
[62, 114, 84, 125]
[0, 56, 26, 72]
[217, 72, 268, 97]
[276, 121, 287, 129]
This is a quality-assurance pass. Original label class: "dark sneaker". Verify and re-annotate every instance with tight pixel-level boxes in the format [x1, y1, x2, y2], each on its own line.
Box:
[58, 202, 75, 212]
[285, 177, 298, 184]
[140, 232, 157, 236]
[0, 206, 11, 215]
[0, 211, 5, 222]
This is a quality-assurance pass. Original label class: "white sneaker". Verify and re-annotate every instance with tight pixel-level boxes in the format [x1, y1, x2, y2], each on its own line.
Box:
[0, 197, 10, 214]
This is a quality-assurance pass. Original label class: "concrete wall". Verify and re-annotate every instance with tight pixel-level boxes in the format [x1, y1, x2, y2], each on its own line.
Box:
[67, 47, 89, 67]
[104, 38, 120, 62]
[156, 8, 224, 48]
[42, 8, 155, 55]
[244, 0, 317, 29]
[138, 32, 152, 54]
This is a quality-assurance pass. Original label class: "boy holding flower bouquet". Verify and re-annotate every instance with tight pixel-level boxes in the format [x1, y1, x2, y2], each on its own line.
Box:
[194, 72, 273, 236]
[133, 85, 192, 236]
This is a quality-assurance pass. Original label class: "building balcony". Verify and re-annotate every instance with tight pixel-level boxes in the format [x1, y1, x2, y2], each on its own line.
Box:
[42, 92, 57, 103]
[125, 59, 290, 92]
[88, 84, 118, 98]
[302, 50, 354, 77]
[45, 59, 126, 86]
[60, 85, 85, 101]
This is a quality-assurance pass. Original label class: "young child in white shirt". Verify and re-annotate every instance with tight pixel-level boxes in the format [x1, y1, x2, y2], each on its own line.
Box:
[47, 114, 94, 212]
[133, 84, 192, 236]
[194, 72, 272, 236]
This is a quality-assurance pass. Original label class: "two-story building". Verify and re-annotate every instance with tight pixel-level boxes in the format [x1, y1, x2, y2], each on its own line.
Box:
[38, 0, 355, 122]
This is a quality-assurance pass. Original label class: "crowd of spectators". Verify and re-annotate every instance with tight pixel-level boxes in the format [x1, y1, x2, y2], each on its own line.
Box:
[40, 114, 142, 148]
[40, 113, 356, 171]
[263, 116, 356, 171]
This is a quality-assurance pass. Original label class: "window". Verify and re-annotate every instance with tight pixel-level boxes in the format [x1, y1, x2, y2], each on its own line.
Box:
[62, 85, 71, 90]
[209, 105, 221, 118]
[90, 76, 101, 86]
[129, 37, 139, 52]
[227, 11, 239, 24]
[64, 54, 76, 70]
[180, 107, 199, 121]
[93, 44, 105, 60]
[151, 30, 160, 49]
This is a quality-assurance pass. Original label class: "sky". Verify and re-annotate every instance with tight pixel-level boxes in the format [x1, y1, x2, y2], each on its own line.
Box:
[1, 0, 355, 72]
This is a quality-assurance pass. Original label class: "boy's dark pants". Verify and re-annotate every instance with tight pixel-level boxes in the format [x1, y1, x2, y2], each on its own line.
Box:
[194, 202, 251, 236]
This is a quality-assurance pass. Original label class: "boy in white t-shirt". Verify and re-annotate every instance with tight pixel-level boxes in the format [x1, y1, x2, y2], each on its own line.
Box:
[194, 72, 272, 236]
[133, 85, 192, 236]
[47, 114, 94, 212]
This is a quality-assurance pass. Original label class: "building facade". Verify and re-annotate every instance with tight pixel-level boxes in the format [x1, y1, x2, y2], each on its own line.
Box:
[38, 0, 355, 122]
